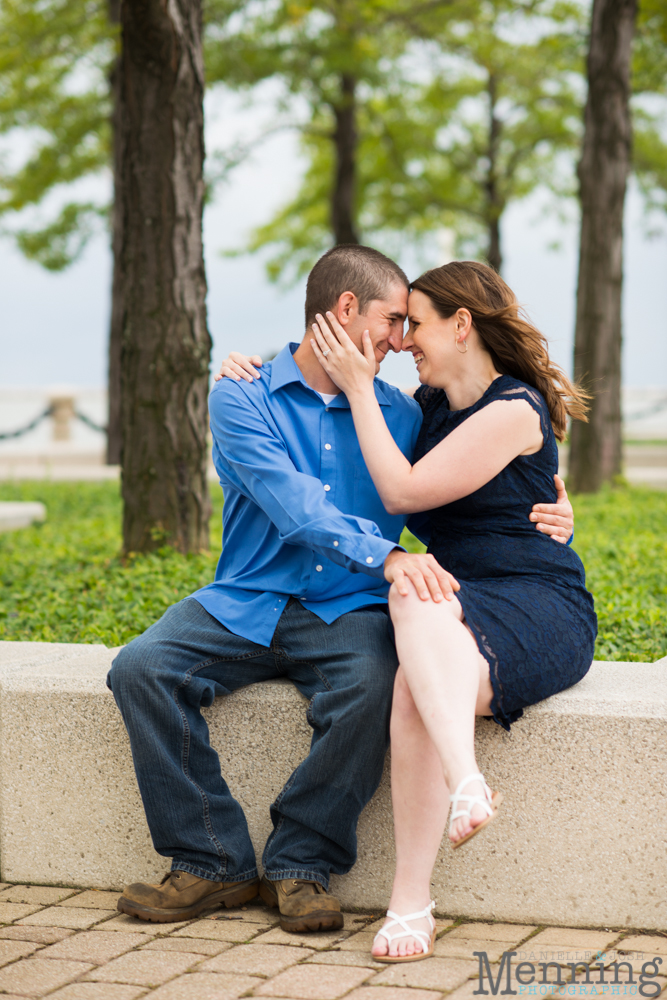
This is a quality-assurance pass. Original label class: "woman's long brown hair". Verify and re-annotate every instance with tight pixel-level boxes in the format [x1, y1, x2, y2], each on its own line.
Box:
[410, 261, 589, 441]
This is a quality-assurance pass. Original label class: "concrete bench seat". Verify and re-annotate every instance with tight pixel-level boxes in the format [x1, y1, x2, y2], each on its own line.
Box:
[0, 640, 665, 929]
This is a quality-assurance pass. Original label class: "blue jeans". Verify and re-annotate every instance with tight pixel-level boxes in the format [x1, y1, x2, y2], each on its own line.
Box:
[108, 597, 397, 889]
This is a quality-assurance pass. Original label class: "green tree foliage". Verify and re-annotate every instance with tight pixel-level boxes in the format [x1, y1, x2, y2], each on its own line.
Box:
[632, 0, 667, 213]
[363, 0, 586, 271]
[0, 0, 114, 269]
[207, 0, 667, 280]
[1, 0, 665, 277]
[204, 0, 460, 283]
[206, 0, 586, 278]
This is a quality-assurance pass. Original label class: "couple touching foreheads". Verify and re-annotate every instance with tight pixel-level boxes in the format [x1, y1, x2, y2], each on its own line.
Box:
[108, 245, 596, 963]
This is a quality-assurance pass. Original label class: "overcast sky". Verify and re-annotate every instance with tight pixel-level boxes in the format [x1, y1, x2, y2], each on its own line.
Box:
[1, 88, 666, 390]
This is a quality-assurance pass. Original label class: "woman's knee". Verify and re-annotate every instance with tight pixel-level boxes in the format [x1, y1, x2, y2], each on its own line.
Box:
[387, 582, 420, 623]
[388, 582, 463, 625]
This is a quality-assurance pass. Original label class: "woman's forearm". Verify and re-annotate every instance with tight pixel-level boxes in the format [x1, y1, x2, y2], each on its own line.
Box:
[346, 387, 416, 514]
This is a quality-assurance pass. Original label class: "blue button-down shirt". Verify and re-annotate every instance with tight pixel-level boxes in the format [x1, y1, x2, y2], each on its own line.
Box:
[192, 343, 422, 646]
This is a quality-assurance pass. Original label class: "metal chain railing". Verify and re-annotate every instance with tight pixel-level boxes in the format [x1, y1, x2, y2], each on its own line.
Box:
[0, 406, 107, 441]
[0, 406, 54, 441]
[73, 410, 107, 434]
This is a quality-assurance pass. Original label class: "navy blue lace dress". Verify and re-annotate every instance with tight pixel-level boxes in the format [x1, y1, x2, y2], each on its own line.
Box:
[412, 375, 597, 731]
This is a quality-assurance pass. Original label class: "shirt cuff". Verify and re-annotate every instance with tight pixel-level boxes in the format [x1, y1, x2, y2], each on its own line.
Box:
[352, 538, 404, 578]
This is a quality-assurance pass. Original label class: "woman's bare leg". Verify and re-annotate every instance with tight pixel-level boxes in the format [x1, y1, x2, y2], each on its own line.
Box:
[389, 582, 494, 841]
[372, 584, 494, 958]
[371, 668, 449, 959]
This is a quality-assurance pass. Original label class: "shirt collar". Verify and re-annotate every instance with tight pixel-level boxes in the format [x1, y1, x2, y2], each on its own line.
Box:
[269, 342, 391, 407]
[268, 343, 304, 394]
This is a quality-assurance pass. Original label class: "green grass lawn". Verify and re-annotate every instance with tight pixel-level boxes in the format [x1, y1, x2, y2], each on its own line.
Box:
[0, 482, 222, 648]
[1, 480, 665, 661]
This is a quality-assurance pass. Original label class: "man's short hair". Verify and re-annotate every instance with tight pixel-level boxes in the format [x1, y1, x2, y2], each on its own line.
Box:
[305, 244, 409, 329]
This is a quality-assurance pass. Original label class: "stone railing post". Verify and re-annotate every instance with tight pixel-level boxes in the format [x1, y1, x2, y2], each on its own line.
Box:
[49, 397, 75, 441]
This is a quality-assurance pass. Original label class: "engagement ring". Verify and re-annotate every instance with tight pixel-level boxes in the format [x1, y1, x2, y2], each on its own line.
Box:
[322, 349, 331, 356]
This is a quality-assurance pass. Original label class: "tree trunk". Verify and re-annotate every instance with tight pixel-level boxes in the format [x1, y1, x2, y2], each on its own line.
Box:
[106, 0, 122, 466]
[485, 74, 502, 273]
[115, 0, 212, 553]
[331, 74, 360, 245]
[569, 0, 636, 493]
[487, 217, 501, 274]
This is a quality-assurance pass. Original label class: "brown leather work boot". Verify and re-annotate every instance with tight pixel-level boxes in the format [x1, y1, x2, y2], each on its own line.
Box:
[259, 875, 344, 933]
[117, 870, 259, 923]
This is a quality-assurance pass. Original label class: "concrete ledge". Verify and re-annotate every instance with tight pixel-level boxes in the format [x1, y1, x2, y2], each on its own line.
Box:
[0, 501, 46, 531]
[0, 640, 666, 929]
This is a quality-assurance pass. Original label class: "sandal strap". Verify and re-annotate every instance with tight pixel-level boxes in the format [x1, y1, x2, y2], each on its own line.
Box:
[450, 799, 494, 822]
[450, 773, 494, 826]
[374, 901, 435, 952]
[452, 772, 490, 802]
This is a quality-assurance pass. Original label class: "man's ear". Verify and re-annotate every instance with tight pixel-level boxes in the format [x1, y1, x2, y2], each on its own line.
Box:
[335, 291, 359, 327]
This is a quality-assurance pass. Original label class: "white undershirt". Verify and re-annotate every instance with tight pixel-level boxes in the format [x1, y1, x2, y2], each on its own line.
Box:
[318, 392, 339, 405]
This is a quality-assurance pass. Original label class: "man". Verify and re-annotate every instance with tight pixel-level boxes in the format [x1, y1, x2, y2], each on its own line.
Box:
[109, 245, 573, 932]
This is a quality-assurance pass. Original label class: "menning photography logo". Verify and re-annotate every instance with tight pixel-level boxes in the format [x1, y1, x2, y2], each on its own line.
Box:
[473, 949, 664, 997]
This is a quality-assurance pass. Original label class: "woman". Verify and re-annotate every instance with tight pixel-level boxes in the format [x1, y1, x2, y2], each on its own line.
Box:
[217, 261, 596, 963]
[307, 261, 596, 963]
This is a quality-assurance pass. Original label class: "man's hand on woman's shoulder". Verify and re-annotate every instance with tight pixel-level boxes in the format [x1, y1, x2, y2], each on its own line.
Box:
[530, 474, 573, 544]
[214, 352, 263, 383]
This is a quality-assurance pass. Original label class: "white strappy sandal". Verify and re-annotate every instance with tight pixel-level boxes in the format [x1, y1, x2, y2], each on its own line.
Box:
[373, 901, 436, 963]
[449, 772, 503, 849]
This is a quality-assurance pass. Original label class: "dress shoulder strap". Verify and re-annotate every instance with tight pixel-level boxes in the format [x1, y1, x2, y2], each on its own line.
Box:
[489, 378, 552, 442]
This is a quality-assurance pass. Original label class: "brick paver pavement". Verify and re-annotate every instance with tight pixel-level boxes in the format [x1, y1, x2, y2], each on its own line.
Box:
[0, 884, 662, 999]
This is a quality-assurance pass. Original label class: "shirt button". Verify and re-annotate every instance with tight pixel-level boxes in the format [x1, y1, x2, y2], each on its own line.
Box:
[333, 540, 339, 547]
[366, 556, 373, 564]
[325, 443, 332, 450]
[316, 565, 323, 572]
[323, 484, 331, 491]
